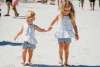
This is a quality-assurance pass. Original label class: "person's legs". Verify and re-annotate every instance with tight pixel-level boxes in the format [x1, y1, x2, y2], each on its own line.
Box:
[58, 38, 71, 66]
[28, 48, 33, 63]
[58, 38, 70, 65]
[90, 2, 92, 10]
[25, 43, 36, 65]
[78, 0, 80, 7]
[81, 0, 84, 8]
[5, 2, 11, 16]
[12, 6, 19, 17]
[58, 42, 64, 64]
[93, 1, 95, 10]
[63, 43, 70, 65]
[0, 9, 1, 17]
[58, 0, 60, 8]
[99, 0, 100, 8]
[22, 48, 27, 64]
[63, 38, 71, 66]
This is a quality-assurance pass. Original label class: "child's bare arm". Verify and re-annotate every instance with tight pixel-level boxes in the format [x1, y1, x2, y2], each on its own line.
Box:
[14, 26, 23, 40]
[47, 15, 59, 31]
[71, 17, 79, 40]
[49, 15, 59, 27]
[35, 26, 47, 32]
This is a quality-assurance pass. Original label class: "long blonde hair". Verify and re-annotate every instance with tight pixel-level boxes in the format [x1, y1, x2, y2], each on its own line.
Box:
[60, 0, 76, 23]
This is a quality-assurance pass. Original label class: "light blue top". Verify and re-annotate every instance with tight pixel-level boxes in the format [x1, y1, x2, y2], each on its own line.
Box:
[55, 16, 75, 38]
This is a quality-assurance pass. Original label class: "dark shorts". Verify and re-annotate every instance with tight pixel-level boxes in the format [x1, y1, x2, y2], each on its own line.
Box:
[22, 41, 36, 49]
[6, 0, 12, 3]
[58, 38, 71, 44]
[89, 0, 95, 2]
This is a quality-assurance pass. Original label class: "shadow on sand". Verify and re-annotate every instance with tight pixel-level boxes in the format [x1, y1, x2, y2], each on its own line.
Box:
[0, 41, 22, 46]
[14, 16, 26, 19]
[27, 64, 100, 67]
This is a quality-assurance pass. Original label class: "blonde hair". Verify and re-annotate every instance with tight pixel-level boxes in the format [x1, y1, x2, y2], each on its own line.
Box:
[26, 10, 35, 18]
[60, 0, 76, 23]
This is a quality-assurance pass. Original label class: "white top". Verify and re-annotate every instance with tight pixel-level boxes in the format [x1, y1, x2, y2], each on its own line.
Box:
[55, 15, 75, 38]
[21, 22, 38, 44]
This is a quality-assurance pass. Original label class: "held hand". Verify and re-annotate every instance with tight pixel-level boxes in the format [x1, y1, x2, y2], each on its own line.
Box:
[47, 26, 52, 31]
[41, 28, 50, 32]
[75, 33, 79, 40]
[43, 29, 48, 32]
[43, 27, 52, 32]
[39, 26, 53, 32]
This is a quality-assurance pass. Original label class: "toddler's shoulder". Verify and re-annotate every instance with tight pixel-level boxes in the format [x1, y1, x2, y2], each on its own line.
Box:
[33, 24, 39, 29]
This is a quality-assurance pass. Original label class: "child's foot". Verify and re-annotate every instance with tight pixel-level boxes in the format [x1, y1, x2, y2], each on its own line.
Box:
[59, 60, 63, 64]
[63, 64, 69, 67]
[21, 62, 25, 65]
[24, 62, 32, 66]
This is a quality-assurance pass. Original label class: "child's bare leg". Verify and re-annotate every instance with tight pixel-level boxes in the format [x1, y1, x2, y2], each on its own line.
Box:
[63, 42, 70, 65]
[22, 48, 27, 64]
[28, 48, 33, 63]
[58, 42, 64, 64]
